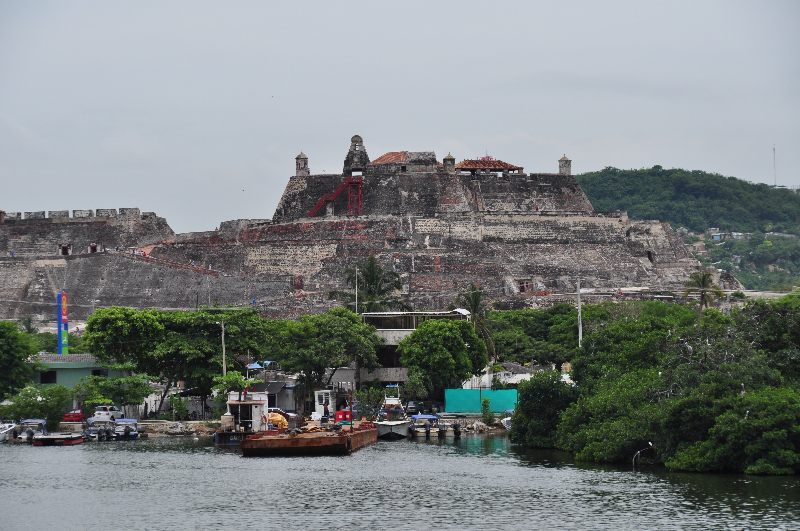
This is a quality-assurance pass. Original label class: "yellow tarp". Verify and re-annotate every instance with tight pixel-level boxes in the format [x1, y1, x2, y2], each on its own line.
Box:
[268, 412, 288, 429]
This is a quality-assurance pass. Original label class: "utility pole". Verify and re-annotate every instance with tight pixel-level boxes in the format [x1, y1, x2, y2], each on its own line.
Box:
[220, 318, 227, 376]
[577, 276, 583, 349]
[355, 270, 358, 314]
[774, 145, 777, 186]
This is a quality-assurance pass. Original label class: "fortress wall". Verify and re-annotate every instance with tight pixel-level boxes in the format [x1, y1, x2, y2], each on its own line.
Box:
[271, 171, 596, 223]
[0, 210, 175, 257]
[0, 253, 291, 320]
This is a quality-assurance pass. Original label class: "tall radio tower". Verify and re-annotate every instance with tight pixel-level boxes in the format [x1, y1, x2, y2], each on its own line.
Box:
[774, 144, 776, 186]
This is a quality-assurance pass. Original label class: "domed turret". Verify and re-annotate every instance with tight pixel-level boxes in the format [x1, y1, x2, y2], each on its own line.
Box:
[296, 151, 309, 176]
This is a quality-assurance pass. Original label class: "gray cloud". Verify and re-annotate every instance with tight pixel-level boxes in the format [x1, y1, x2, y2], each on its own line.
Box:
[1, 0, 798, 232]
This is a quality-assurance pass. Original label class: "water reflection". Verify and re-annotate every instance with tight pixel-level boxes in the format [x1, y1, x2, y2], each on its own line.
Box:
[1, 434, 797, 531]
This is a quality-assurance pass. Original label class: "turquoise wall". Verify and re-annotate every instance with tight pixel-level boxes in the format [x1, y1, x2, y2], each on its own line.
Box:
[444, 389, 518, 413]
[35, 365, 125, 390]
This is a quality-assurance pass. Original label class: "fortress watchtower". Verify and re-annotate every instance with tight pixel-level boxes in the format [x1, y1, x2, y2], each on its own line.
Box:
[296, 152, 309, 176]
[343, 135, 370, 176]
[559, 155, 572, 176]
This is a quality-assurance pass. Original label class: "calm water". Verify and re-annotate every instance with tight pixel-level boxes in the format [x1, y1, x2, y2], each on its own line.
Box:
[1, 435, 798, 530]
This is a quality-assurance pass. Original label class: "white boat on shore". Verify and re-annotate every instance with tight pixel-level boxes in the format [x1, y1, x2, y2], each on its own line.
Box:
[374, 385, 411, 440]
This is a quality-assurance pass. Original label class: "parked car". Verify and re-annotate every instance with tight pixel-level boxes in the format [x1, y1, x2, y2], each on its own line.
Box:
[63, 409, 86, 422]
[93, 405, 124, 421]
[405, 400, 424, 415]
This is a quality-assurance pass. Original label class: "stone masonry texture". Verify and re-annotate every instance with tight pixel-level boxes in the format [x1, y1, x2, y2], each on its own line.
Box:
[0, 136, 730, 320]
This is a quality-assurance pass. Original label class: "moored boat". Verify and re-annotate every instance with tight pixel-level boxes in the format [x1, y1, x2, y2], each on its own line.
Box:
[84, 419, 115, 441]
[241, 422, 378, 457]
[33, 432, 85, 446]
[409, 414, 439, 437]
[16, 419, 47, 443]
[436, 413, 466, 438]
[375, 385, 411, 440]
[113, 419, 139, 440]
[0, 421, 18, 443]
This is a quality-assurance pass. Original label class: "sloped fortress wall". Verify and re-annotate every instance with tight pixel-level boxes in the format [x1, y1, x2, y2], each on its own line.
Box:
[0, 135, 718, 320]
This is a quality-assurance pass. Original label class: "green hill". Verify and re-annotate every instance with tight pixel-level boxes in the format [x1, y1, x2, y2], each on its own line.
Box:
[576, 166, 800, 235]
[577, 166, 800, 291]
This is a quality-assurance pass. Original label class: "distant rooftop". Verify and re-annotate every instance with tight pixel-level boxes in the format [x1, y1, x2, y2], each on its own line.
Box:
[36, 353, 98, 363]
[455, 159, 522, 171]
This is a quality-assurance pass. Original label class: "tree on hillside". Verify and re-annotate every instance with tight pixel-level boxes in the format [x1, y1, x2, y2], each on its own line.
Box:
[0, 384, 72, 430]
[72, 364, 153, 417]
[83, 307, 275, 413]
[683, 272, 724, 311]
[328, 254, 410, 312]
[454, 283, 500, 363]
[271, 308, 382, 411]
[397, 319, 487, 396]
[0, 321, 42, 399]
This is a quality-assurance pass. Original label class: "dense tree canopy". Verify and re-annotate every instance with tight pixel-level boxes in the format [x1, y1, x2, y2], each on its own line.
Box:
[577, 166, 800, 236]
[270, 308, 383, 405]
[397, 319, 487, 394]
[509, 298, 800, 475]
[0, 321, 41, 399]
[83, 307, 275, 410]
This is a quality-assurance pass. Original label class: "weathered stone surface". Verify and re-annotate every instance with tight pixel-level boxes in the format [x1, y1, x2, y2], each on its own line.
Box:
[48, 210, 69, 219]
[0, 135, 728, 320]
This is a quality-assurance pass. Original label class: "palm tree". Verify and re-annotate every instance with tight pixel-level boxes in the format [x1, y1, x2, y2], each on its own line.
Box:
[454, 283, 499, 363]
[328, 255, 410, 313]
[683, 272, 724, 312]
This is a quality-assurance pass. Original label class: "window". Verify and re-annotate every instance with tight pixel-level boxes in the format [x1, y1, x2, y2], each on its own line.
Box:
[40, 370, 57, 384]
[92, 369, 109, 377]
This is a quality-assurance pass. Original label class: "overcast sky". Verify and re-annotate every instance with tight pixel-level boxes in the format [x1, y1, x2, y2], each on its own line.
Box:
[1, 1, 798, 233]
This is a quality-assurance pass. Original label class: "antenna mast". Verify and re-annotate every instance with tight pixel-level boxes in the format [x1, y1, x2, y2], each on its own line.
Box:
[773, 145, 776, 186]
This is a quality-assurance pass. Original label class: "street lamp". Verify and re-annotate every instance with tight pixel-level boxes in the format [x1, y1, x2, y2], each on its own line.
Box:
[88, 299, 100, 314]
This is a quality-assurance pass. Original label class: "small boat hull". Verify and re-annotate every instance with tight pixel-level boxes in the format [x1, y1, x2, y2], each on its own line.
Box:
[215, 430, 256, 446]
[376, 420, 412, 440]
[241, 428, 378, 457]
[33, 433, 85, 446]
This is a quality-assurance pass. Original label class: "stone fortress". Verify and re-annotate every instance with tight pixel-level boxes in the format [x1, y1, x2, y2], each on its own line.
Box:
[1, 135, 737, 321]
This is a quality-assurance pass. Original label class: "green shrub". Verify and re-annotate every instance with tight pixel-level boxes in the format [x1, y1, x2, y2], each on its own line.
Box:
[481, 397, 494, 425]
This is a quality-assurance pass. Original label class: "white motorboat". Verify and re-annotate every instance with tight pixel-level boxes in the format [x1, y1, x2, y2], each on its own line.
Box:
[436, 413, 466, 438]
[16, 419, 47, 443]
[0, 421, 18, 442]
[374, 385, 411, 440]
[113, 419, 139, 439]
[408, 414, 439, 437]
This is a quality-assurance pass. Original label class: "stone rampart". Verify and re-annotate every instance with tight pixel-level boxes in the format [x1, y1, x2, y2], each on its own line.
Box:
[272, 170, 594, 223]
[0, 209, 175, 258]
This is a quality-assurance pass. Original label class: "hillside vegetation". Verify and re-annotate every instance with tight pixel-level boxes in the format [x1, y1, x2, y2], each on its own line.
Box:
[506, 297, 800, 475]
[577, 167, 800, 291]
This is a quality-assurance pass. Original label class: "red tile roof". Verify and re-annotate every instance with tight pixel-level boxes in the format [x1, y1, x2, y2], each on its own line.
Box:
[455, 159, 523, 171]
[371, 151, 408, 164]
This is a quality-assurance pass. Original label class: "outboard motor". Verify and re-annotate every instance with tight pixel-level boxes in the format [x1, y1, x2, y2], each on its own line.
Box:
[124, 425, 131, 439]
[106, 426, 113, 440]
[424, 420, 431, 439]
[26, 427, 34, 443]
[453, 422, 461, 440]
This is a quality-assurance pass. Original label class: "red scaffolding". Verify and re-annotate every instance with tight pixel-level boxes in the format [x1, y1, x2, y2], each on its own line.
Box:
[307, 176, 363, 218]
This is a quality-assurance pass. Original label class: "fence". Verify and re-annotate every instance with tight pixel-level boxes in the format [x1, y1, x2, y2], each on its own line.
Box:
[444, 388, 518, 414]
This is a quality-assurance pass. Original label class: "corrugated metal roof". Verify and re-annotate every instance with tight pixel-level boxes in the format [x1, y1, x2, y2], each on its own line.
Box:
[36, 353, 99, 363]
[454, 159, 522, 170]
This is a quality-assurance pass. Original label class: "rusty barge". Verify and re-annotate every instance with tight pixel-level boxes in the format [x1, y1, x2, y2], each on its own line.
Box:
[241, 422, 378, 457]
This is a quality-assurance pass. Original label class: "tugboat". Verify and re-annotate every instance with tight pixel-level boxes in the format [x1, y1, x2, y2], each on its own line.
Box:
[374, 385, 412, 440]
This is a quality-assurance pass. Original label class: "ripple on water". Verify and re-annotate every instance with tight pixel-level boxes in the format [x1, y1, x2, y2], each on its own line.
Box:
[1, 435, 798, 530]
